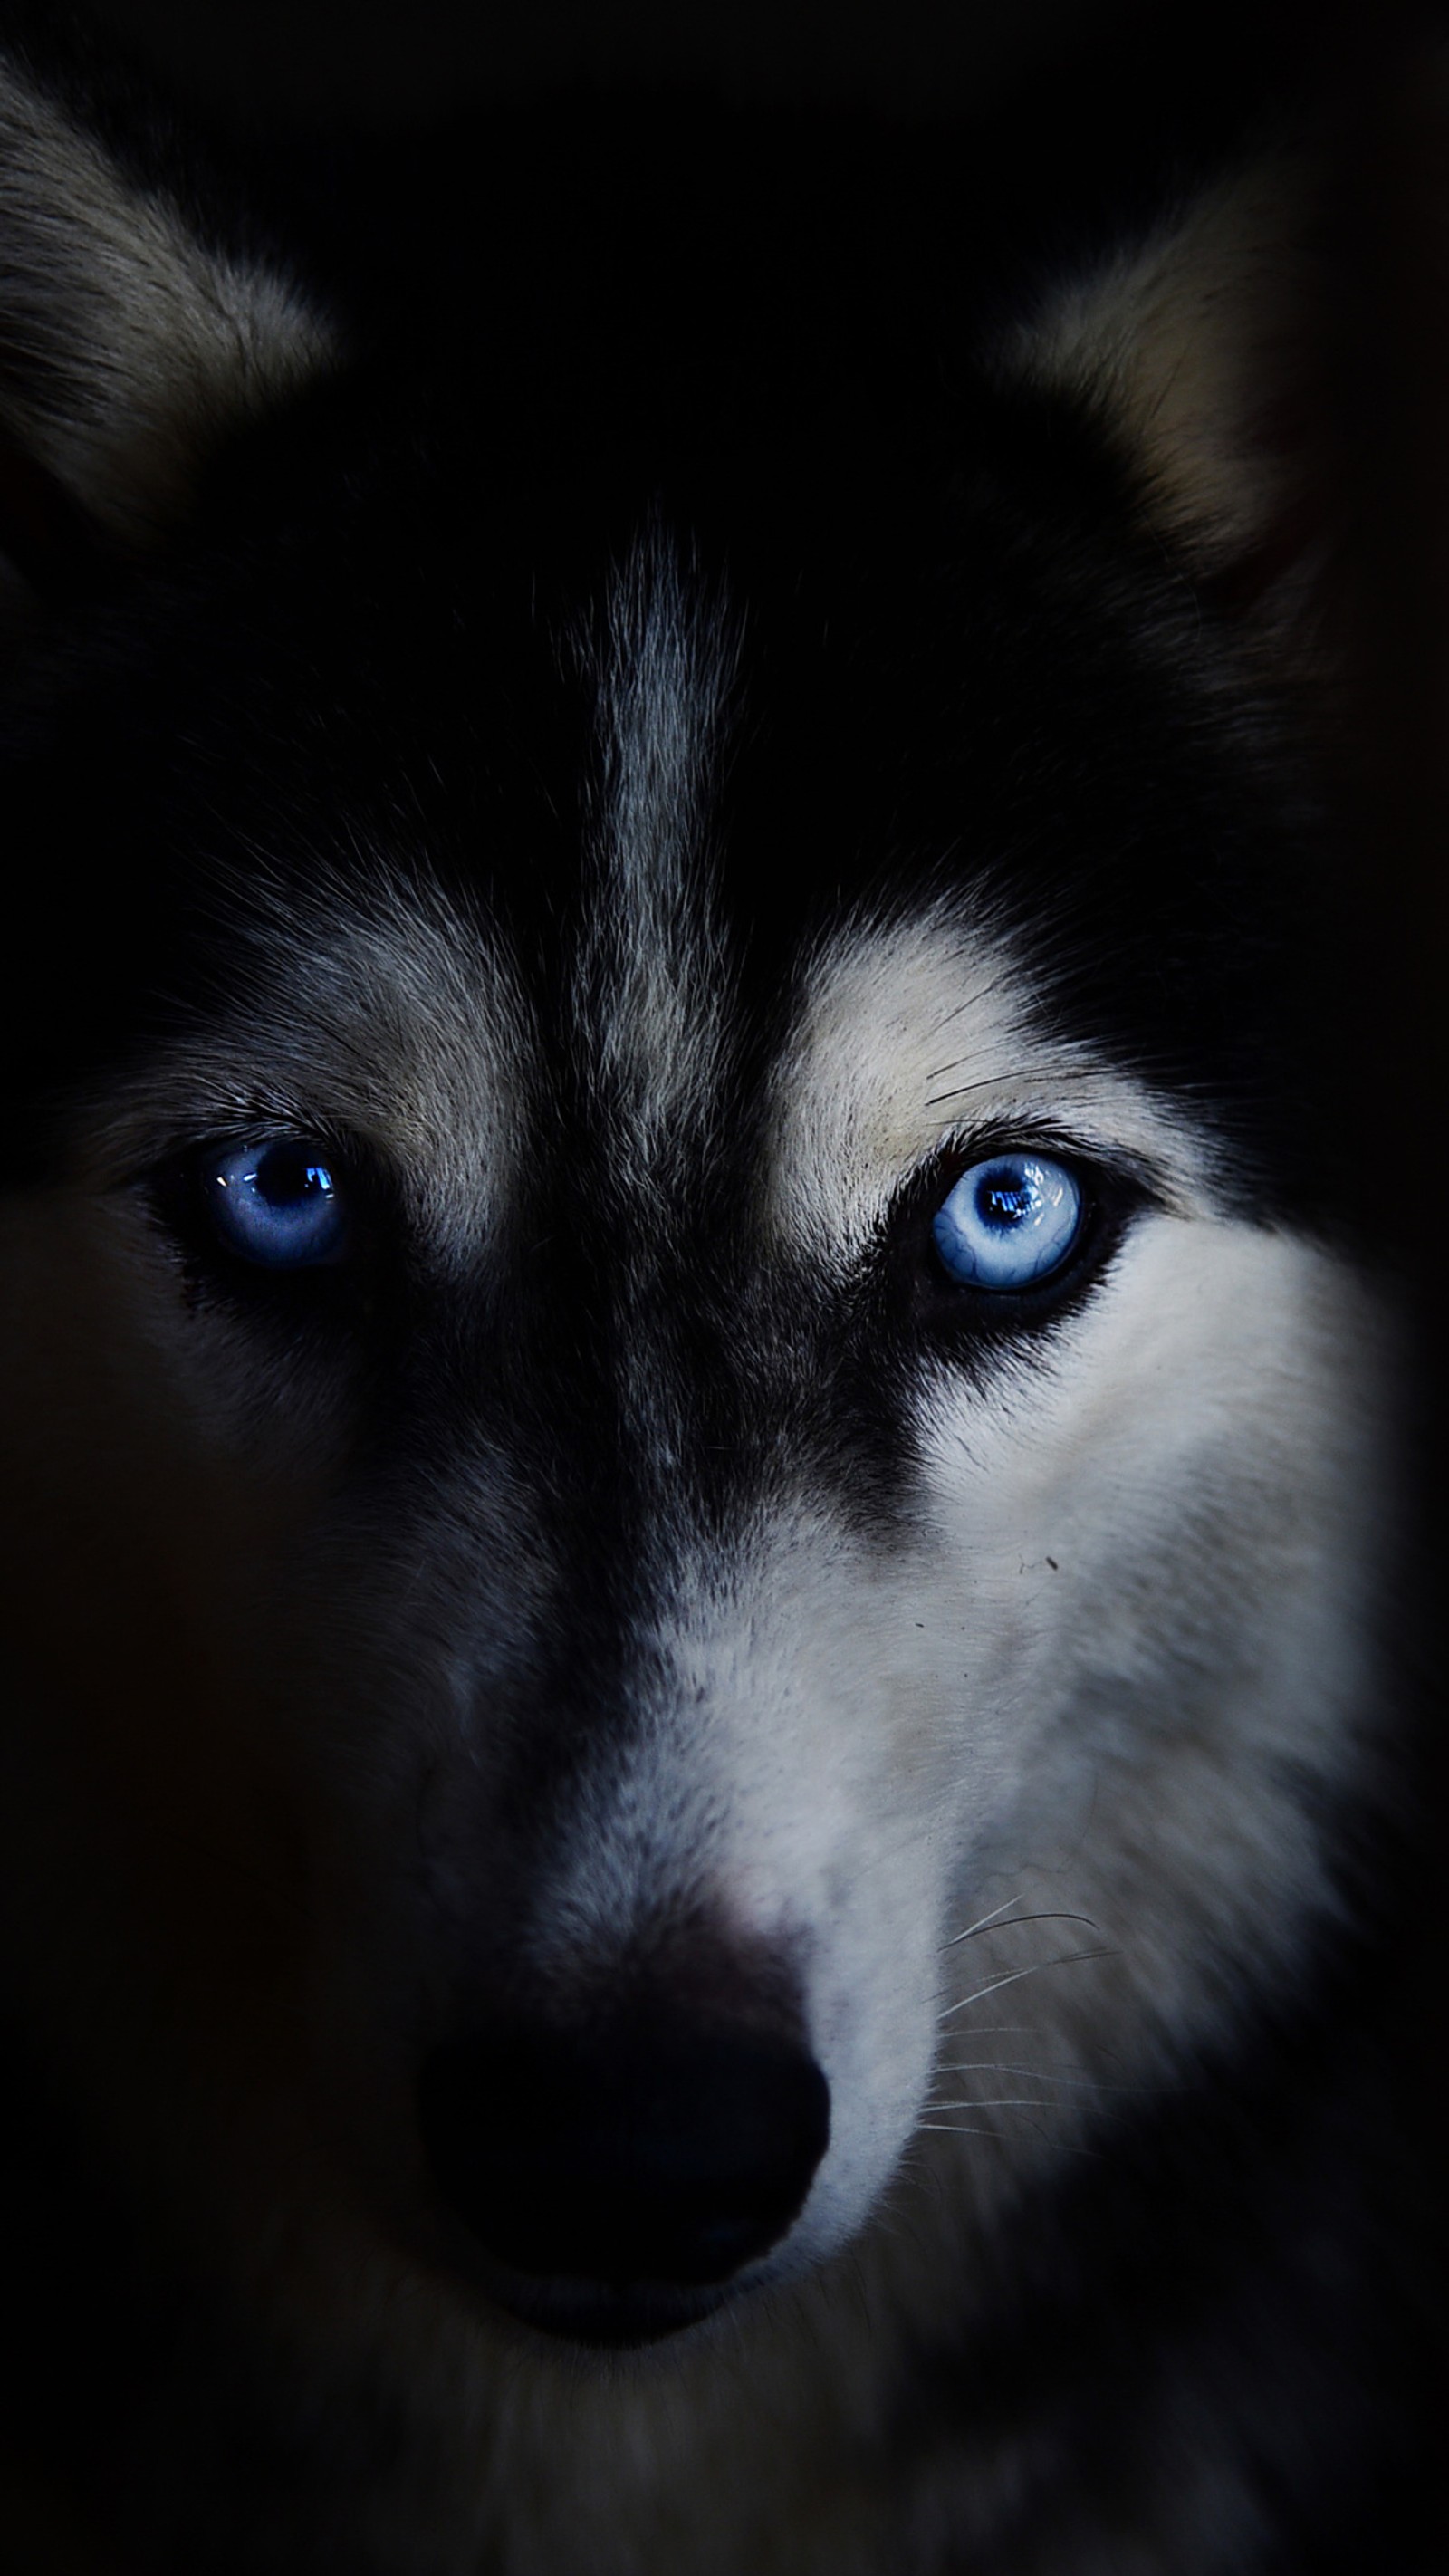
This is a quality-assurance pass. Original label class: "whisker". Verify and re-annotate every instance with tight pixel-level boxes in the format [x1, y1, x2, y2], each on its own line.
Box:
[923, 1067, 1017, 1097]
[935, 2061, 1104, 2084]
[942, 1893, 1032, 1947]
[918, 2123, 1106, 2164]
[925, 2096, 1070, 2112]
[916, 2122, 1008, 2139]
[938, 1945, 1117, 2022]
[923, 1064, 1107, 1101]
[935, 2023, 1051, 2037]
[932, 2060, 1168, 2095]
[922, 979, 1013, 1048]
[944, 1908, 1099, 1950]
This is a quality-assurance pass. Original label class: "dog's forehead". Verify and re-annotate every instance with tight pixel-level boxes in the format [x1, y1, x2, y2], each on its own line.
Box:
[91, 520, 1210, 1239]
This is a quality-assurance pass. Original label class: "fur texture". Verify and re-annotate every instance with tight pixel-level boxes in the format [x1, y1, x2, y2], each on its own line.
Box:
[0, 20, 1430, 2574]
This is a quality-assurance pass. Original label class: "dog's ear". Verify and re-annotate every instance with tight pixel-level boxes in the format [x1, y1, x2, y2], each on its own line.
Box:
[1005, 141, 1341, 639]
[0, 43, 335, 591]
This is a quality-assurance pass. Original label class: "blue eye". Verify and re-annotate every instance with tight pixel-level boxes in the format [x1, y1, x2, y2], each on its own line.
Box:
[931, 1153, 1084, 1292]
[203, 1138, 350, 1268]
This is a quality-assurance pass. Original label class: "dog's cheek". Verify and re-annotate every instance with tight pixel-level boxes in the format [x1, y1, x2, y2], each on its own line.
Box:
[914, 1217, 1393, 2046]
[0, 1188, 341, 2136]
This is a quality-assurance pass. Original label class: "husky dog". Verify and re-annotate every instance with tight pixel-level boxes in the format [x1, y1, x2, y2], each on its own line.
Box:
[0, 17, 1430, 2574]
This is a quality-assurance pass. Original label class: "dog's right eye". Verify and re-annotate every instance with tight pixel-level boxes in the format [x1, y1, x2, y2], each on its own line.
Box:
[932, 1152, 1084, 1292]
[201, 1138, 351, 1268]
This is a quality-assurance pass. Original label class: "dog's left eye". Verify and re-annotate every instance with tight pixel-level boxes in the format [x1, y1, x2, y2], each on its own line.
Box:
[202, 1138, 350, 1267]
[932, 1152, 1083, 1291]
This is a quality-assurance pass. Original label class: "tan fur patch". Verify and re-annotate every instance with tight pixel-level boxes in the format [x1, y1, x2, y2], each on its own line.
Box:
[0, 58, 337, 541]
[1006, 151, 1326, 572]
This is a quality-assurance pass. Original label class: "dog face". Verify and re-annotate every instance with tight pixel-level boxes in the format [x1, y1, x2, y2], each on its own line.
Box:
[0, 39, 1395, 2378]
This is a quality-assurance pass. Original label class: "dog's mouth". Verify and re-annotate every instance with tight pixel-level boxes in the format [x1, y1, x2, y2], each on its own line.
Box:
[481, 2267, 733, 2348]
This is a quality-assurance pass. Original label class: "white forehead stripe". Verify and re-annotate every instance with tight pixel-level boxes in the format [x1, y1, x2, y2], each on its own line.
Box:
[582, 532, 736, 1160]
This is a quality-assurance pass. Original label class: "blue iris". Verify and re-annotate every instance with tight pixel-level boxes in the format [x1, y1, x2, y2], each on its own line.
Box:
[932, 1153, 1083, 1291]
[204, 1138, 349, 1268]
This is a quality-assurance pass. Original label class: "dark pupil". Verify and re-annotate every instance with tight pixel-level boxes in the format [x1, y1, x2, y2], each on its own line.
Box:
[255, 1143, 328, 1206]
[978, 1174, 1032, 1229]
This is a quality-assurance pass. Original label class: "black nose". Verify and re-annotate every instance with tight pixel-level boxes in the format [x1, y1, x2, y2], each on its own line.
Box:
[417, 2012, 830, 2298]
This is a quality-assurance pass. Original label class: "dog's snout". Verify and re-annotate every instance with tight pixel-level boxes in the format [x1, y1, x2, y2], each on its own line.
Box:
[417, 2008, 830, 2316]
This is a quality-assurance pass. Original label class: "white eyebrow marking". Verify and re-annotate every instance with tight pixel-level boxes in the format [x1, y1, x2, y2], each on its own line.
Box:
[766, 908, 1214, 1265]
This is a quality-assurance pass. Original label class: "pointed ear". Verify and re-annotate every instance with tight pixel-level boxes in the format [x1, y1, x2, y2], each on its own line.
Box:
[0, 43, 337, 582]
[1004, 141, 1339, 631]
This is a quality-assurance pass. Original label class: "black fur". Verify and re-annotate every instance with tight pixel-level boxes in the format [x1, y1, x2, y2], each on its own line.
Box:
[0, 12, 1436, 2572]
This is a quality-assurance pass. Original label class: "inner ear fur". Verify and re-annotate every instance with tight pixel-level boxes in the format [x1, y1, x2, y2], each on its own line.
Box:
[1004, 140, 1341, 632]
[0, 43, 337, 578]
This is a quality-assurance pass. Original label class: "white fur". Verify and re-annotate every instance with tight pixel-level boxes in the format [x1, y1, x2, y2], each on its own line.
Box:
[525, 916, 1387, 2290]
[580, 534, 737, 1168]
